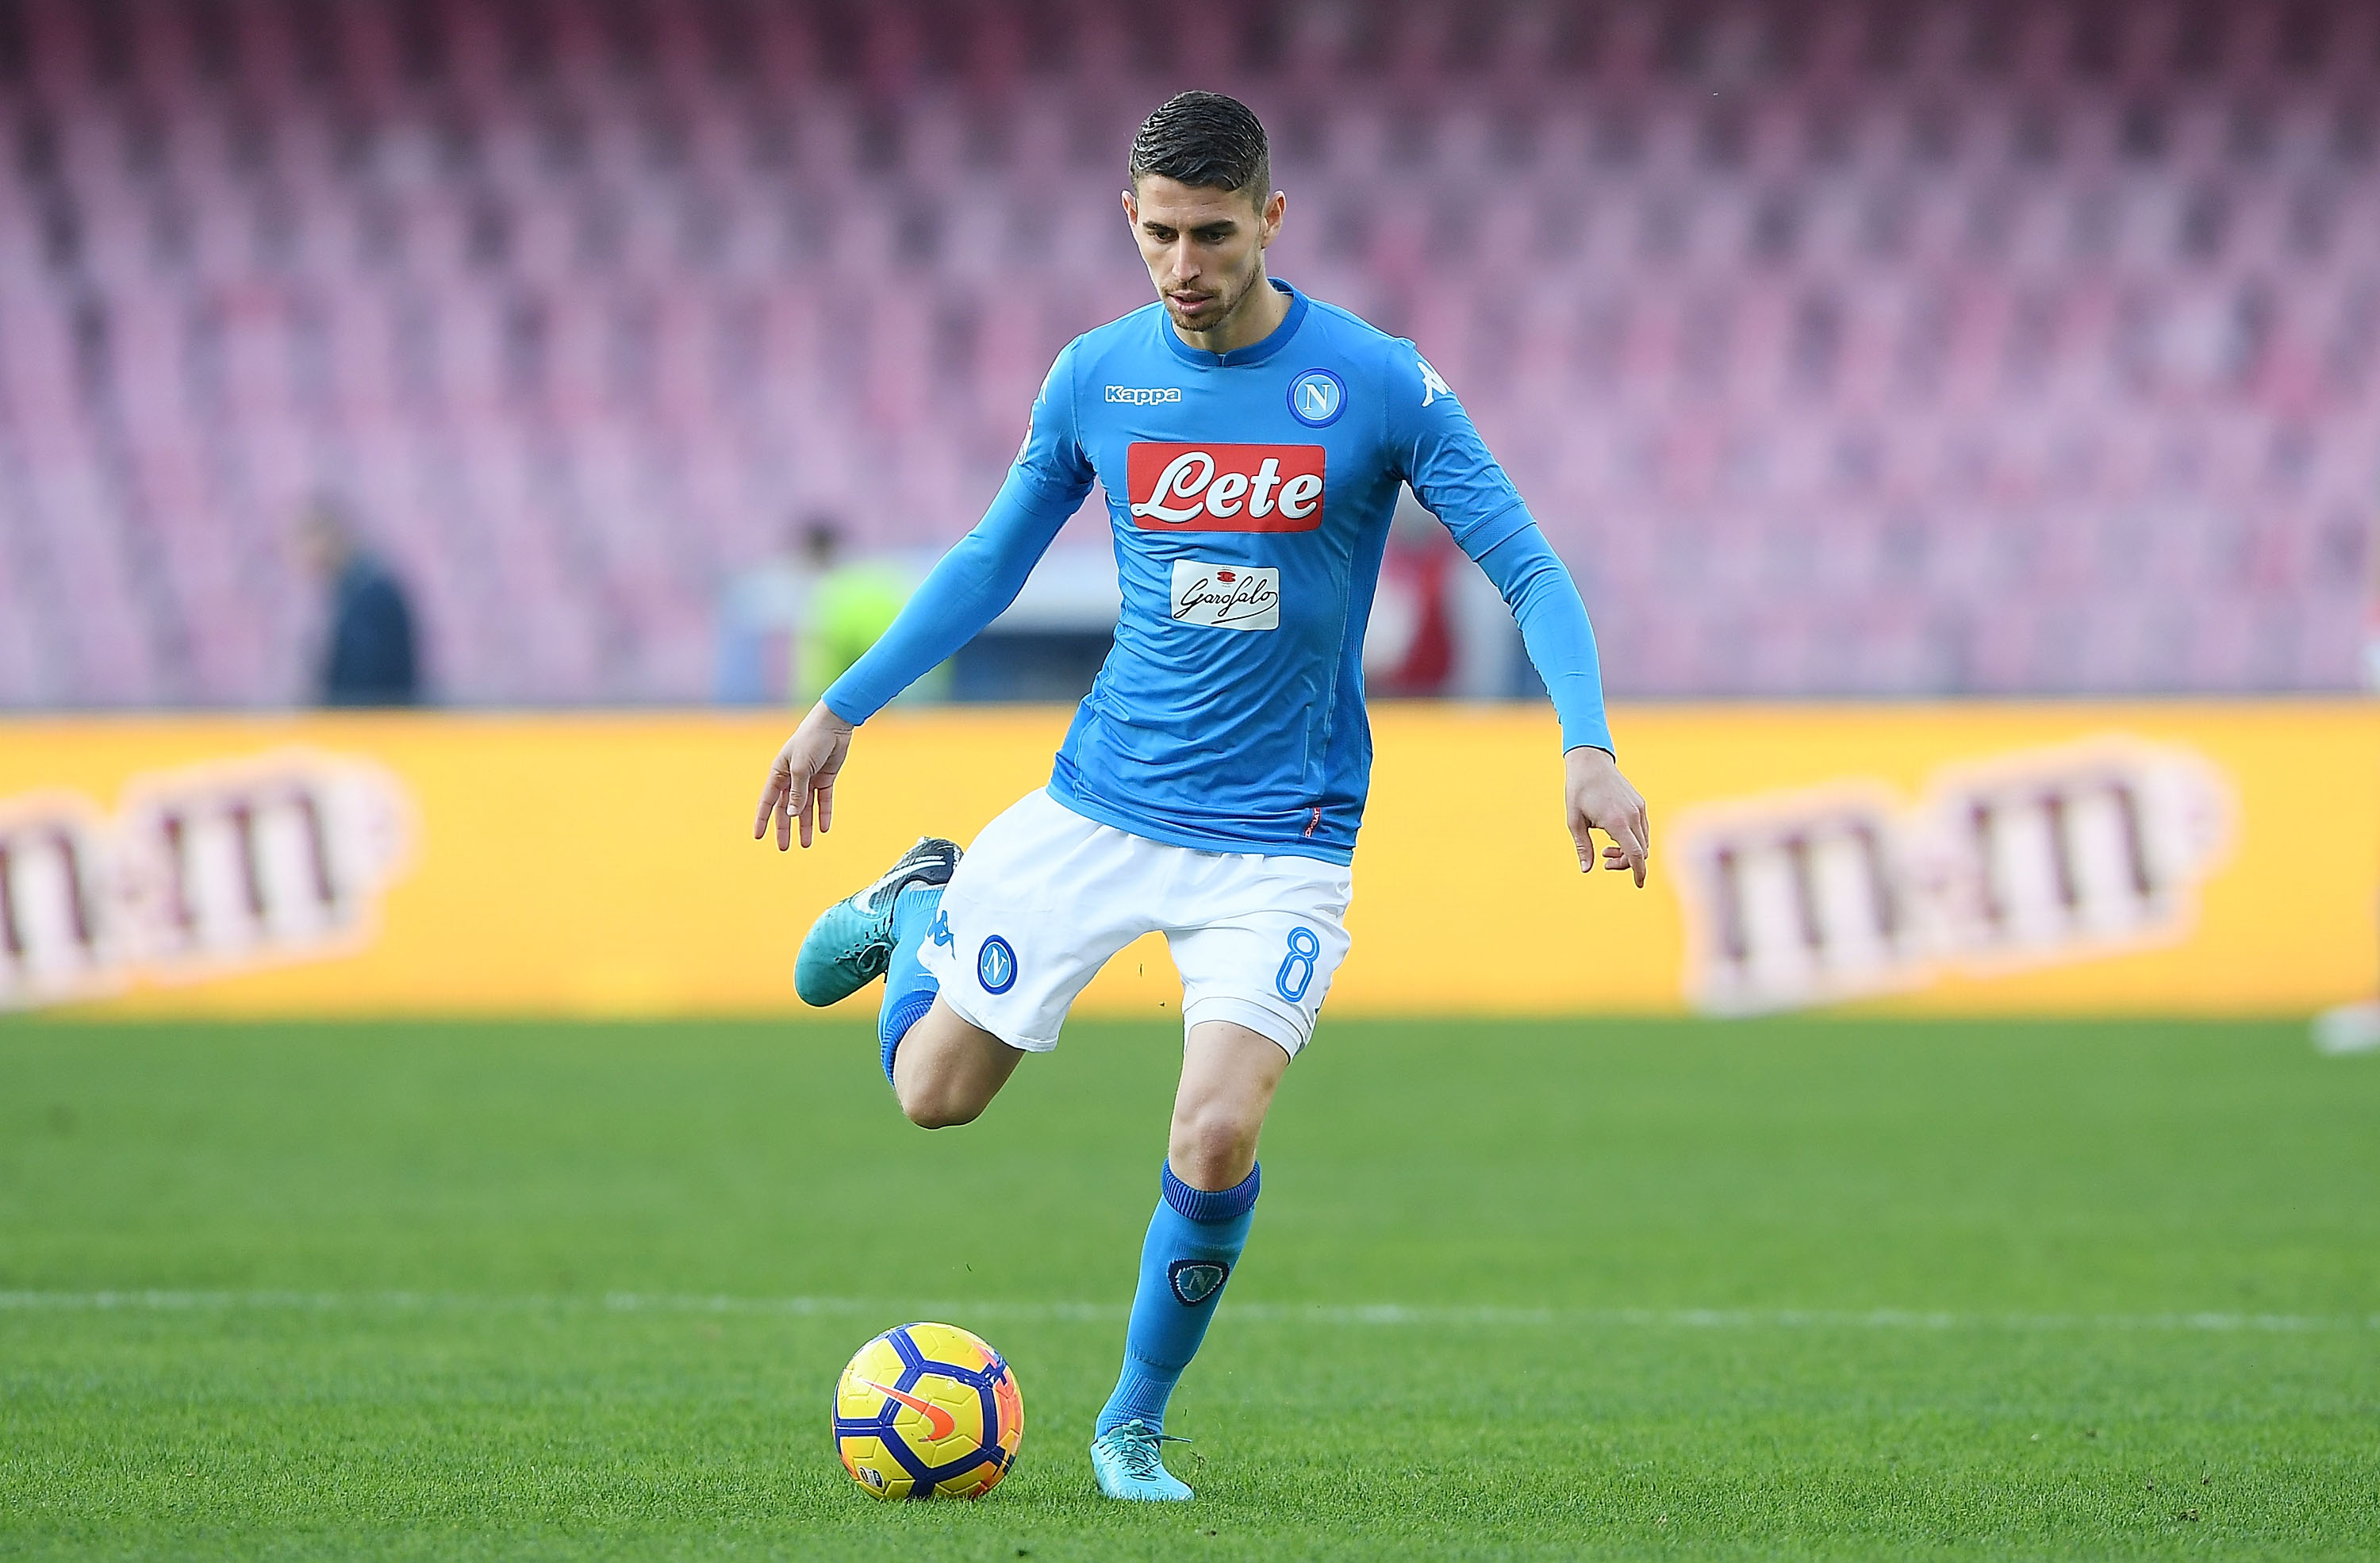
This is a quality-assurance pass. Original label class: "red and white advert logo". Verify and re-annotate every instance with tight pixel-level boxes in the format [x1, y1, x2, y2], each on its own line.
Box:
[1127, 443, 1325, 531]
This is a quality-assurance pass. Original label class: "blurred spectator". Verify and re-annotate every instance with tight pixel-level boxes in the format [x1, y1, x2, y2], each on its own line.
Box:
[716, 518, 940, 706]
[714, 517, 840, 706]
[807, 546, 941, 708]
[1367, 491, 1526, 701]
[301, 501, 420, 708]
[1365, 501, 1459, 697]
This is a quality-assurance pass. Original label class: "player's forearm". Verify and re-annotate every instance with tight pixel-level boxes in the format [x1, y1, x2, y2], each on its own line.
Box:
[820, 474, 1075, 724]
[1470, 520, 1615, 758]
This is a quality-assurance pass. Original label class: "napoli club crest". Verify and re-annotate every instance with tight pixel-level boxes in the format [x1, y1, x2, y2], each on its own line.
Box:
[1287, 368, 1345, 428]
[976, 935, 1017, 994]
[1168, 1259, 1229, 1306]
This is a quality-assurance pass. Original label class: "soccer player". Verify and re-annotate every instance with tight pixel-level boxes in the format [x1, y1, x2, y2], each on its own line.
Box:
[753, 91, 1649, 1501]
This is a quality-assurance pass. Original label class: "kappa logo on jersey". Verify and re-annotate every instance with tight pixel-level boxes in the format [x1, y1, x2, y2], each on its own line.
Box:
[1417, 356, 1457, 406]
[1127, 444, 1326, 531]
[1170, 560, 1280, 631]
[1106, 385, 1183, 405]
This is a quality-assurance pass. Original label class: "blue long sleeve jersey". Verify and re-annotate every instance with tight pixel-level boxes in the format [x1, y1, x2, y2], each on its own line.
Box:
[824, 281, 1612, 866]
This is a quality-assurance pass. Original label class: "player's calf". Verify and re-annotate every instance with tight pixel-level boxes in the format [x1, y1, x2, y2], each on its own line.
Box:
[891, 1002, 1023, 1128]
[1093, 1159, 1261, 1463]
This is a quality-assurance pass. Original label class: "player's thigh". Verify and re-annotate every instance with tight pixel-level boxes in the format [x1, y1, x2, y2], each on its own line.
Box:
[920, 789, 1157, 1052]
[1165, 859, 1354, 1061]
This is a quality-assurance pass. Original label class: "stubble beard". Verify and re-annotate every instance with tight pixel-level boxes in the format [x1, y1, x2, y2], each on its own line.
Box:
[1160, 263, 1261, 337]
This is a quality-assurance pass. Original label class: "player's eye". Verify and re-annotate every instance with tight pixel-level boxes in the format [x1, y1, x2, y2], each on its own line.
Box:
[1196, 226, 1234, 243]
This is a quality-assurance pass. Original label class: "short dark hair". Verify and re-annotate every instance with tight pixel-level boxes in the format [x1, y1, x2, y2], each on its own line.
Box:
[1129, 90, 1270, 205]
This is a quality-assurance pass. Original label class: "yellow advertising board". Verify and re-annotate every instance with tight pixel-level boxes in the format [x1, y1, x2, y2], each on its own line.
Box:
[0, 702, 2373, 1020]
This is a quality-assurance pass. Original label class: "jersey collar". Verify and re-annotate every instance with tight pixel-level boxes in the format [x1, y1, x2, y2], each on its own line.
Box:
[1161, 279, 1308, 369]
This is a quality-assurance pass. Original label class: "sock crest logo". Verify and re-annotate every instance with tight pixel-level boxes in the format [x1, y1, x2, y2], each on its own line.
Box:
[1167, 1259, 1229, 1307]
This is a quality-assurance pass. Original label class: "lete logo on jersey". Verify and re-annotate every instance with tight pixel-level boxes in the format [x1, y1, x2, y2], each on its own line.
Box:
[1128, 444, 1325, 531]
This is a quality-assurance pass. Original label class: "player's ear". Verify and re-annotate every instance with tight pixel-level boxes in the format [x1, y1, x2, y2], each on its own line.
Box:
[1121, 187, 1138, 228]
[1258, 190, 1285, 249]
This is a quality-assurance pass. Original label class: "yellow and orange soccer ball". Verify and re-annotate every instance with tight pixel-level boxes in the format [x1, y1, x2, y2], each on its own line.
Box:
[831, 1323, 1024, 1500]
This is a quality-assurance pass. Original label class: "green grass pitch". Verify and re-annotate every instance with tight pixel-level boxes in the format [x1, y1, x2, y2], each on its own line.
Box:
[2, 1014, 2375, 1560]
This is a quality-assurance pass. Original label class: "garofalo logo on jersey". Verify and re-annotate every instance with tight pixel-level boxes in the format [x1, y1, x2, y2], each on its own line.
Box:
[1170, 560, 1280, 631]
[1127, 443, 1325, 532]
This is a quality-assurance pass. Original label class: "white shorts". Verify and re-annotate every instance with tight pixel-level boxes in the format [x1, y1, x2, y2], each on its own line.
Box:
[919, 789, 1353, 1058]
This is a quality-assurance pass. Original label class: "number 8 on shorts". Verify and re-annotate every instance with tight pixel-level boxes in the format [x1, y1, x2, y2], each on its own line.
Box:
[1276, 926, 1321, 1004]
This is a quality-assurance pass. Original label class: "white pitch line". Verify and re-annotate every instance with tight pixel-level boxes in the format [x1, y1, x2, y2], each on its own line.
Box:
[0, 1290, 2373, 1334]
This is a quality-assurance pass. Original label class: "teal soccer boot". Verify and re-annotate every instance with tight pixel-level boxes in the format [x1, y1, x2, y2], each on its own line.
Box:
[1089, 1420, 1193, 1501]
[793, 837, 961, 1007]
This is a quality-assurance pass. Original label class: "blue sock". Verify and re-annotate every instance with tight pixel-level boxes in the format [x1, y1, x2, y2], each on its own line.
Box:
[877, 885, 943, 1082]
[1095, 1162, 1260, 1438]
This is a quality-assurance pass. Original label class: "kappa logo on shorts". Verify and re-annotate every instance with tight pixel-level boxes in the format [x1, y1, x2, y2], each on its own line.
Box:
[977, 935, 1017, 994]
[1169, 1259, 1229, 1306]
[929, 909, 953, 948]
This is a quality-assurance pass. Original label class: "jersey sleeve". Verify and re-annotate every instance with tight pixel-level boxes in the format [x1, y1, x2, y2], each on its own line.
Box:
[1384, 348, 1531, 557]
[1011, 340, 1096, 512]
[1471, 519, 1615, 758]
[819, 345, 1092, 724]
[1384, 348, 1614, 756]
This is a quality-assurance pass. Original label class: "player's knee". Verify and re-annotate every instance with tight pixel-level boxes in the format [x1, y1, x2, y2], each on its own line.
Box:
[896, 1075, 984, 1130]
[900, 1098, 980, 1130]
[1168, 1102, 1260, 1187]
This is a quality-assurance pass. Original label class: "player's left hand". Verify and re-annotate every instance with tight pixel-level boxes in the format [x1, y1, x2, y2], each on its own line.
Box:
[1566, 746, 1649, 886]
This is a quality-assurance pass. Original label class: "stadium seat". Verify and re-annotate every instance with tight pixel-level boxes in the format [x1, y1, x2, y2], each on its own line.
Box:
[0, 0, 2372, 706]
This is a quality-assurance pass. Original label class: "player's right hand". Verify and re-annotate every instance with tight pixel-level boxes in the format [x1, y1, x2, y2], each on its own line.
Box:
[754, 701, 858, 851]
